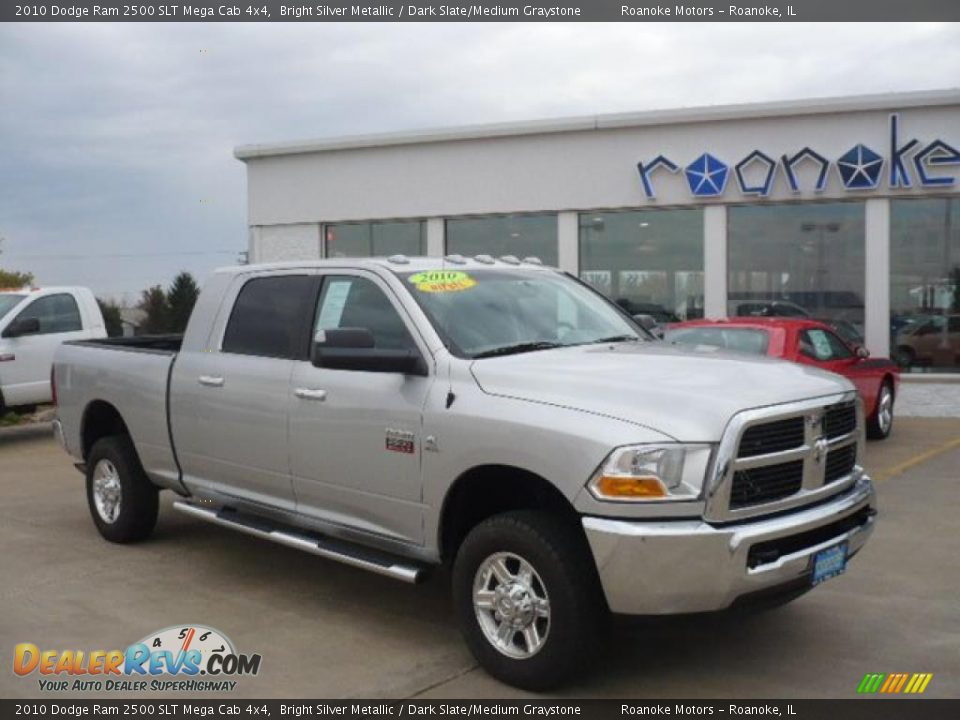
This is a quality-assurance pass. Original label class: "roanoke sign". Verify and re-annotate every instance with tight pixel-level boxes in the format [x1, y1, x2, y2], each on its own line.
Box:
[637, 113, 959, 200]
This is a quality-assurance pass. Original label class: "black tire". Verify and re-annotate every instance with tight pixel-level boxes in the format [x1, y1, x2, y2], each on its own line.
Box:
[85, 435, 158, 543]
[452, 510, 605, 690]
[866, 380, 895, 441]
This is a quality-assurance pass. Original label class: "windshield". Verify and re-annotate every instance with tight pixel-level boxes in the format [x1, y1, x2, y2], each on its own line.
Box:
[665, 326, 770, 356]
[0, 294, 26, 322]
[398, 268, 646, 358]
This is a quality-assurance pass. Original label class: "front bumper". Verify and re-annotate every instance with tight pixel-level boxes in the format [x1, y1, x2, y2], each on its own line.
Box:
[582, 476, 877, 615]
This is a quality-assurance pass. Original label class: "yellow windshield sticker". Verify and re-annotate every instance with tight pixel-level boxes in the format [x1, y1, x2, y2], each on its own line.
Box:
[408, 271, 477, 293]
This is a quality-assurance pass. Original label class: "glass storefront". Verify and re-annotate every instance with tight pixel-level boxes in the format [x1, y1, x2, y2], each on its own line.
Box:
[728, 202, 865, 338]
[578, 209, 704, 322]
[890, 197, 960, 373]
[445, 214, 558, 266]
[324, 220, 425, 258]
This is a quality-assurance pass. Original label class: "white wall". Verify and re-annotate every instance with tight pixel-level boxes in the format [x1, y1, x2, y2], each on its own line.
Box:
[243, 102, 959, 227]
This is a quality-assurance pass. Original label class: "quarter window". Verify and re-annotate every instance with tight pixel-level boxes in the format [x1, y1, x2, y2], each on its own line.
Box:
[15, 294, 82, 334]
[314, 276, 415, 351]
[222, 275, 315, 359]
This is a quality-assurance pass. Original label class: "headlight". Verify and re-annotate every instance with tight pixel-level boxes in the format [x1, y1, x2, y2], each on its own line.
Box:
[587, 443, 714, 502]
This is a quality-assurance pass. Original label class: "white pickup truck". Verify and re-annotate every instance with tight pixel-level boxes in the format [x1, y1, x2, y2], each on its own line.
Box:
[0, 286, 105, 414]
[52, 257, 877, 689]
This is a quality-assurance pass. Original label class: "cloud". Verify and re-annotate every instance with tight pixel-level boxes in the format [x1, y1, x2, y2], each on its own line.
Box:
[0, 22, 958, 298]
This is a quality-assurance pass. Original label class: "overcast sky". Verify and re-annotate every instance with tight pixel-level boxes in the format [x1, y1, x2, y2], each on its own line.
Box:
[1, 22, 958, 302]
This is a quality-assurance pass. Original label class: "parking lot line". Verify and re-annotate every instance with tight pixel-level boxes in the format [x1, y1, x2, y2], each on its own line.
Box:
[872, 435, 960, 481]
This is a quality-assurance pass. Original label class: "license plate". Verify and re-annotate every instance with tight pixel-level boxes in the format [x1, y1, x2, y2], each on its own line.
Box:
[812, 542, 848, 586]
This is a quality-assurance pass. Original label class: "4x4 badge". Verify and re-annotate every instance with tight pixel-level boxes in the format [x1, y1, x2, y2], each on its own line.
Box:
[385, 428, 415, 455]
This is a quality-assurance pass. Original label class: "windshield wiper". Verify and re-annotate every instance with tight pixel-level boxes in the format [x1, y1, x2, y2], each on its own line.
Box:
[591, 335, 641, 344]
[473, 341, 564, 359]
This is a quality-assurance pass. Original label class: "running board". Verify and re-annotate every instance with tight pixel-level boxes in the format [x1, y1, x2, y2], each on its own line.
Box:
[172, 501, 425, 584]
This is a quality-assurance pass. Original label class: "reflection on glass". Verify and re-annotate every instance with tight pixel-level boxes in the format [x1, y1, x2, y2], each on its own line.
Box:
[579, 209, 704, 322]
[325, 221, 425, 258]
[890, 198, 960, 373]
[445, 214, 558, 265]
[727, 202, 865, 331]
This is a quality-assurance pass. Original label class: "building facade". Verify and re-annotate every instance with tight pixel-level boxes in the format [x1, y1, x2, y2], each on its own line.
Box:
[236, 89, 960, 375]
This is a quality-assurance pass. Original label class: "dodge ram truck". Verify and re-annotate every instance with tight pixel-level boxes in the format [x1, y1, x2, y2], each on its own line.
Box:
[52, 256, 877, 689]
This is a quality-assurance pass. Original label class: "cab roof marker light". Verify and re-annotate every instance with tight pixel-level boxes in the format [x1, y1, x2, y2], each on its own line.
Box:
[386, 254, 410, 265]
[444, 254, 468, 264]
[522, 257, 543, 265]
[499, 255, 521, 265]
[474, 254, 496, 264]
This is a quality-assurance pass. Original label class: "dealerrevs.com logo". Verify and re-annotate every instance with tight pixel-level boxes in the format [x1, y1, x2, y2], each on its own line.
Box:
[13, 625, 261, 693]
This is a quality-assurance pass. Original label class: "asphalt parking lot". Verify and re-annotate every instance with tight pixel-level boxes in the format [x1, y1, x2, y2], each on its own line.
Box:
[2, 419, 959, 700]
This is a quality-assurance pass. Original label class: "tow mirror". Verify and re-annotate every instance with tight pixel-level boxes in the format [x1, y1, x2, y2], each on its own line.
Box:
[311, 327, 427, 376]
[2, 317, 40, 338]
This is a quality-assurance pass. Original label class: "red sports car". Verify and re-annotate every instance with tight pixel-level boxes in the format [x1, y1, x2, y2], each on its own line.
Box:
[664, 317, 900, 440]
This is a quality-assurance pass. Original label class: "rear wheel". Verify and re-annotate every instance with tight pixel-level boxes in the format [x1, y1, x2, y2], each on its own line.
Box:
[867, 381, 895, 440]
[452, 511, 605, 690]
[86, 435, 158, 543]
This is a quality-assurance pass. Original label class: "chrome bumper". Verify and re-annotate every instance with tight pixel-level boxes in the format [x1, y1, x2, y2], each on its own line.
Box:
[583, 476, 877, 615]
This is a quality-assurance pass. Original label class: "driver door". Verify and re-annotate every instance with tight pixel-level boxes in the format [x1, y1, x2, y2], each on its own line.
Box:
[288, 272, 433, 545]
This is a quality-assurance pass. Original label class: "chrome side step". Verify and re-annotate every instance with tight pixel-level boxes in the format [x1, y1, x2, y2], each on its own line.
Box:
[172, 501, 425, 584]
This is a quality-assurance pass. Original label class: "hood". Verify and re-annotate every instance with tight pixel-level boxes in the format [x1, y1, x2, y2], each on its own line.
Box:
[469, 341, 853, 441]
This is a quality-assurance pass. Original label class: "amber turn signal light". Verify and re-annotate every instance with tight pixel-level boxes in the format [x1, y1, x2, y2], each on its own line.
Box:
[593, 475, 668, 499]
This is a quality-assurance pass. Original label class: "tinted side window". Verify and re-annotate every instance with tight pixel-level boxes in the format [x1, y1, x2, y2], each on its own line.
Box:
[222, 275, 315, 359]
[16, 294, 82, 334]
[314, 276, 414, 351]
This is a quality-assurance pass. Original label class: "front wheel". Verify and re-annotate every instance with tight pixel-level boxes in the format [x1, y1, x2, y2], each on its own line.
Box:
[86, 435, 159, 543]
[452, 511, 605, 690]
[867, 381, 895, 440]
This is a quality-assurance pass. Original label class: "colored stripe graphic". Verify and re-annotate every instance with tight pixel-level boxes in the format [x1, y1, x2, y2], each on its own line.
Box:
[858, 672, 933, 694]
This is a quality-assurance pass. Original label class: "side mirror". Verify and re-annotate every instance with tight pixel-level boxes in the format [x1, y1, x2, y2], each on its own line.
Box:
[632, 314, 657, 331]
[856, 346, 870, 359]
[2, 317, 40, 338]
[311, 327, 427, 376]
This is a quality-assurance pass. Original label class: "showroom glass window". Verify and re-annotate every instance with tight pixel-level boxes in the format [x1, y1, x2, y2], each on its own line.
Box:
[728, 202, 865, 332]
[324, 221, 425, 258]
[445, 214, 558, 266]
[890, 197, 960, 373]
[578, 209, 704, 322]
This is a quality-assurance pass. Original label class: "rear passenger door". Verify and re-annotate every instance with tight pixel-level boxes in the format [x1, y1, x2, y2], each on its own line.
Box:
[288, 272, 433, 545]
[171, 273, 318, 512]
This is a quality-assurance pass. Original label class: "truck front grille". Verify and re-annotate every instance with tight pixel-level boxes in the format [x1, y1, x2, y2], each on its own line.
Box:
[737, 417, 805, 458]
[706, 393, 863, 522]
[824, 401, 857, 439]
[825, 444, 857, 484]
[730, 460, 804, 509]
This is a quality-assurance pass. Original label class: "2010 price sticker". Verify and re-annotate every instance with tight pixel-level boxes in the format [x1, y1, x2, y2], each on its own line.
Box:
[408, 271, 477, 293]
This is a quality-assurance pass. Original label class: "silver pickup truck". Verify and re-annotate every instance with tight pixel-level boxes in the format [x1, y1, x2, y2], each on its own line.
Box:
[53, 257, 877, 689]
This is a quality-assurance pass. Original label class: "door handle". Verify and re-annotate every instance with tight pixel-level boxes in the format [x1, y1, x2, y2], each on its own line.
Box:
[294, 387, 327, 401]
[198, 375, 225, 388]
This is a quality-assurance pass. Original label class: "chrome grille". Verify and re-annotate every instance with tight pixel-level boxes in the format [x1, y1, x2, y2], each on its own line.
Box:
[825, 444, 857, 484]
[824, 402, 857, 439]
[730, 460, 803, 508]
[705, 392, 863, 522]
[737, 417, 805, 458]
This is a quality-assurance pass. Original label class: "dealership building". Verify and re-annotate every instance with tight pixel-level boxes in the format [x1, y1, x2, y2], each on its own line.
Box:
[236, 89, 960, 376]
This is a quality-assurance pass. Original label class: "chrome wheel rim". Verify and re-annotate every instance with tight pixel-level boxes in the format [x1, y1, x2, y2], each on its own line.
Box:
[92, 459, 122, 524]
[473, 552, 550, 659]
[878, 387, 893, 434]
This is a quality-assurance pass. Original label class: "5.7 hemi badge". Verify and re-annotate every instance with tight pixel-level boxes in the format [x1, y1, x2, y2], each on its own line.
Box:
[385, 428, 416, 454]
